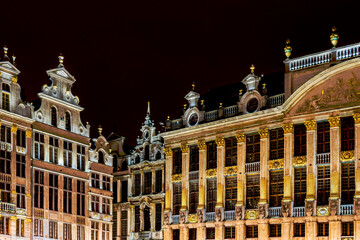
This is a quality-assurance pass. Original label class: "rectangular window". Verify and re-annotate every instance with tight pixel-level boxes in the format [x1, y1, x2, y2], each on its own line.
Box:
[34, 132, 44, 160]
[225, 227, 235, 239]
[206, 228, 215, 239]
[246, 134, 260, 163]
[135, 206, 140, 232]
[189, 145, 199, 171]
[0, 216, 10, 235]
[91, 173, 100, 188]
[102, 198, 111, 215]
[63, 177, 72, 213]
[318, 223, 329, 236]
[294, 223, 305, 237]
[173, 229, 180, 240]
[225, 137, 237, 166]
[134, 174, 141, 196]
[155, 170, 162, 193]
[91, 196, 100, 213]
[121, 180, 128, 202]
[246, 174, 260, 209]
[16, 129, 26, 147]
[341, 162, 355, 204]
[77, 180, 85, 216]
[16, 154, 26, 178]
[269, 170, 284, 207]
[16, 185, 26, 208]
[246, 225, 258, 238]
[225, 177, 237, 210]
[294, 167, 306, 207]
[172, 148, 182, 174]
[342, 222, 354, 237]
[207, 141, 217, 169]
[34, 218, 43, 237]
[64, 223, 72, 240]
[0, 150, 11, 174]
[64, 141, 73, 167]
[49, 137, 59, 164]
[121, 211, 128, 238]
[102, 175, 111, 191]
[16, 219, 25, 236]
[144, 171, 152, 194]
[189, 178, 199, 214]
[341, 117, 355, 151]
[0, 125, 11, 143]
[317, 165, 330, 205]
[91, 222, 99, 240]
[155, 203, 162, 231]
[0, 179, 11, 203]
[49, 173, 58, 211]
[294, 124, 307, 156]
[77, 145, 86, 170]
[317, 122, 330, 153]
[189, 228, 196, 240]
[49, 221, 58, 239]
[77, 225, 85, 240]
[270, 224, 281, 237]
[173, 183, 182, 215]
[34, 170, 44, 208]
[270, 128, 284, 160]
[102, 223, 110, 240]
[206, 178, 217, 212]
[2, 86, 10, 111]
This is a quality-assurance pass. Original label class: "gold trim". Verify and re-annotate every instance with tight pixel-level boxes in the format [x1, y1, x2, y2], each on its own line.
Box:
[172, 174, 182, 183]
[316, 206, 329, 216]
[224, 166, 237, 176]
[258, 128, 269, 138]
[11, 77, 18, 84]
[180, 144, 189, 153]
[25, 219, 32, 223]
[245, 210, 258, 219]
[10, 216, 17, 220]
[235, 133, 245, 143]
[188, 214, 197, 223]
[268, 159, 284, 170]
[340, 150, 354, 162]
[328, 116, 340, 128]
[215, 136, 225, 147]
[164, 147, 172, 157]
[293, 156, 307, 167]
[11, 124, 18, 133]
[304, 120, 316, 131]
[205, 168, 217, 178]
[197, 140, 206, 150]
[282, 123, 293, 134]
[26, 130, 32, 138]
[353, 113, 360, 124]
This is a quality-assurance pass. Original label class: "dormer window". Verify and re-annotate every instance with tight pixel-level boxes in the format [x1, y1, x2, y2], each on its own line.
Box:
[155, 151, 161, 160]
[144, 145, 150, 160]
[2, 83, 10, 111]
[51, 107, 57, 127]
[98, 151, 104, 164]
[65, 112, 71, 131]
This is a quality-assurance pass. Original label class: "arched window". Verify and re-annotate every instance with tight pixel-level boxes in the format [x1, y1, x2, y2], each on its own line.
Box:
[135, 155, 140, 164]
[155, 151, 161, 160]
[51, 107, 57, 126]
[65, 112, 71, 131]
[144, 145, 150, 160]
[2, 83, 10, 111]
[98, 151, 104, 164]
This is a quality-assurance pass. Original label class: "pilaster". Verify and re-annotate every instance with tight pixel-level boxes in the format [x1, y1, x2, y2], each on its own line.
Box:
[130, 205, 135, 232]
[282, 123, 293, 217]
[197, 226, 206, 239]
[151, 169, 156, 193]
[164, 147, 173, 222]
[258, 219, 269, 240]
[235, 221, 245, 240]
[130, 173, 135, 196]
[164, 226, 173, 240]
[180, 226, 189, 240]
[140, 170, 144, 195]
[180, 144, 189, 214]
[197, 140, 206, 219]
[305, 219, 317, 240]
[11, 124, 17, 201]
[329, 217, 341, 240]
[329, 116, 341, 215]
[235, 133, 245, 220]
[258, 128, 269, 218]
[215, 222, 224, 240]
[215, 136, 225, 221]
[281, 218, 292, 240]
[353, 114, 360, 199]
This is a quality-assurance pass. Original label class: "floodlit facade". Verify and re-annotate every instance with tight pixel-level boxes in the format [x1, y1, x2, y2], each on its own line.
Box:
[161, 31, 360, 240]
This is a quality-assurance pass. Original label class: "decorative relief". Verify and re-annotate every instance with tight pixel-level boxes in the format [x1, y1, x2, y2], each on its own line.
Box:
[258, 128, 269, 138]
[305, 201, 315, 217]
[215, 137, 225, 147]
[11, 124, 18, 133]
[282, 123, 294, 134]
[340, 150, 354, 162]
[180, 144, 189, 153]
[164, 147, 172, 157]
[258, 204, 267, 219]
[268, 159, 284, 170]
[317, 206, 329, 216]
[215, 207, 223, 221]
[235, 133, 245, 143]
[245, 210, 258, 220]
[205, 169, 217, 178]
[235, 205, 244, 220]
[197, 209, 204, 223]
[163, 212, 171, 225]
[171, 174, 182, 183]
[293, 156, 307, 166]
[304, 120, 316, 131]
[281, 202, 291, 217]
[329, 199, 339, 216]
[353, 113, 360, 124]
[355, 198, 360, 215]
[180, 211, 187, 224]
[328, 116, 340, 128]
[188, 214, 197, 223]
[197, 140, 206, 150]
[224, 166, 237, 176]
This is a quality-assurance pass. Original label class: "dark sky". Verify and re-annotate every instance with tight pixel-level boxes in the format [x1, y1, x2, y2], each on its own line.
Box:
[1, 1, 360, 146]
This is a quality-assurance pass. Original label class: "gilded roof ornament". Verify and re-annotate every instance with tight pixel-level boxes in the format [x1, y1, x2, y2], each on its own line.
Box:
[304, 120, 316, 131]
[192, 81, 195, 91]
[330, 26, 339, 48]
[12, 55, 16, 66]
[3, 46, 8, 59]
[250, 64, 255, 74]
[58, 54, 64, 68]
[284, 39, 292, 59]
[98, 125, 103, 136]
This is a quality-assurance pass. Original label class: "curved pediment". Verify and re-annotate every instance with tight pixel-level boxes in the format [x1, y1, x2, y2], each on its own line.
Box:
[284, 58, 360, 116]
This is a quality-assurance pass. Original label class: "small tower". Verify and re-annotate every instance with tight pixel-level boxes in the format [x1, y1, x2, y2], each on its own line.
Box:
[184, 81, 200, 108]
[241, 64, 261, 91]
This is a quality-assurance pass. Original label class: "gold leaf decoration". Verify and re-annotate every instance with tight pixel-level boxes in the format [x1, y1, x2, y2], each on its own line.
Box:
[282, 123, 294, 134]
[245, 210, 258, 220]
[293, 156, 307, 167]
[304, 120, 316, 131]
[180, 144, 189, 153]
[197, 140, 206, 150]
[268, 159, 284, 170]
[340, 150, 354, 162]
[353, 113, 360, 124]
[316, 206, 329, 216]
[328, 116, 340, 128]
[258, 128, 269, 138]
[188, 214, 197, 223]
[215, 137, 225, 147]
[224, 166, 237, 176]
[164, 147, 172, 157]
[172, 174, 182, 183]
[205, 169, 217, 178]
[235, 133, 246, 143]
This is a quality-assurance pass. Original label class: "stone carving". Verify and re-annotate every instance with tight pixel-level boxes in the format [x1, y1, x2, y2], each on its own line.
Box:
[180, 211, 187, 224]
[282, 123, 294, 134]
[281, 202, 291, 217]
[235, 133, 246, 143]
[304, 120, 316, 131]
[329, 199, 339, 216]
[205, 169, 217, 178]
[215, 137, 225, 147]
[224, 166, 237, 176]
[268, 159, 284, 170]
[258, 128, 269, 138]
[258, 204, 267, 219]
[163, 212, 170, 225]
[305, 201, 314, 217]
[245, 210, 258, 220]
[180, 144, 189, 153]
[164, 147, 172, 157]
[215, 208, 223, 222]
[328, 116, 340, 128]
[293, 156, 307, 166]
[355, 198, 360, 215]
[188, 214, 197, 223]
[197, 209, 204, 223]
[340, 150, 355, 162]
[171, 174, 182, 183]
[235, 205, 243, 220]
[353, 113, 360, 124]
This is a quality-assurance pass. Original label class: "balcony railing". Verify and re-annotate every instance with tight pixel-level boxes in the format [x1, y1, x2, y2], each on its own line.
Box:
[206, 212, 215, 222]
[245, 162, 260, 173]
[223, 105, 238, 117]
[170, 119, 183, 129]
[268, 93, 285, 107]
[0, 202, 16, 213]
[224, 210, 235, 221]
[336, 43, 360, 60]
[293, 206, 305, 217]
[316, 153, 331, 165]
[205, 110, 218, 121]
[340, 204, 354, 215]
[172, 215, 179, 224]
[268, 207, 282, 218]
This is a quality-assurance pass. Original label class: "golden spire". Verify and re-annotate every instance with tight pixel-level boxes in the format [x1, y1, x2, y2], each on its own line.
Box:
[3, 46, 8, 59]
[58, 53, 64, 68]
[330, 26, 339, 48]
[284, 39, 292, 59]
[250, 64, 255, 74]
[192, 81, 195, 91]
[98, 125, 103, 136]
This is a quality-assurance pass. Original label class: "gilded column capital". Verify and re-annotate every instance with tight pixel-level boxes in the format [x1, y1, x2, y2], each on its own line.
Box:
[11, 124, 18, 134]
[26, 129, 32, 138]
[180, 144, 189, 153]
[282, 123, 293, 134]
[215, 136, 225, 147]
[235, 133, 246, 143]
[258, 128, 269, 139]
[304, 120, 316, 131]
[164, 147, 172, 157]
[197, 140, 206, 150]
[328, 116, 340, 128]
[353, 113, 360, 124]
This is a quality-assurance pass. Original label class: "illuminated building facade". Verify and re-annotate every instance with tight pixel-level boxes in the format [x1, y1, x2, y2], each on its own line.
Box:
[161, 31, 360, 240]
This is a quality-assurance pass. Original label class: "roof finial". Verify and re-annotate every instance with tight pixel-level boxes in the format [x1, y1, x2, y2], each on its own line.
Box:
[98, 125, 103, 136]
[58, 53, 64, 68]
[330, 26, 339, 48]
[147, 101, 150, 115]
[250, 64, 255, 74]
[284, 39, 292, 59]
[192, 81, 195, 91]
[3, 46, 9, 60]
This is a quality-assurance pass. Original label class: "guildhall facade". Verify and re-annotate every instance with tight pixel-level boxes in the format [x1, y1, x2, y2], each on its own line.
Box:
[161, 30, 360, 240]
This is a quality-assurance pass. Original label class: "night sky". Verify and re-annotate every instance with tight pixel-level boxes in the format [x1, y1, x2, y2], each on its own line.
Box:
[2, 1, 360, 146]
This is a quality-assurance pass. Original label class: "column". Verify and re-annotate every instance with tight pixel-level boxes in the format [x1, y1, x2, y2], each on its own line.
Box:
[130, 205, 135, 233]
[354, 113, 360, 239]
[164, 147, 173, 223]
[235, 221, 245, 240]
[10, 216, 16, 236]
[258, 219, 269, 240]
[215, 136, 225, 221]
[235, 133, 245, 220]
[58, 138, 64, 166]
[180, 226, 189, 240]
[11, 125, 17, 203]
[180, 144, 189, 223]
[282, 123, 293, 217]
[215, 222, 224, 240]
[258, 128, 269, 218]
[197, 226, 206, 239]
[161, 166, 165, 192]
[304, 120, 317, 217]
[151, 203, 156, 231]
[164, 226, 173, 240]
[151, 169, 156, 193]
[25, 129, 32, 218]
[140, 170, 144, 195]
[329, 116, 341, 215]
[197, 140, 206, 220]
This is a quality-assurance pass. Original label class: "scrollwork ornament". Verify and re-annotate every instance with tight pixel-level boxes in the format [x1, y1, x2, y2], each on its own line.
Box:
[224, 166, 237, 176]
[215, 136, 225, 147]
[293, 156, 307, 166]
[340, 150, 354, 162]
[197, 140, 206, 150]
[180, 144, 189, 153]
[268, 159, 284, 170]
[164, 147, 172, 157]
[205, 169, 217, 178]
[328, 116, 340, 128]
[235, 133, 246, 143]
[258, 128, 269, 138]
[304, 120, 316, 131]
[282, 123, 293, 134]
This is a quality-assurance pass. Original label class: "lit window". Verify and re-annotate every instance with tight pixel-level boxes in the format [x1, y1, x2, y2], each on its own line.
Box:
[2, 83, 10, 111]
[65, 111, 71, 131]
[51, 107, 57, 126]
